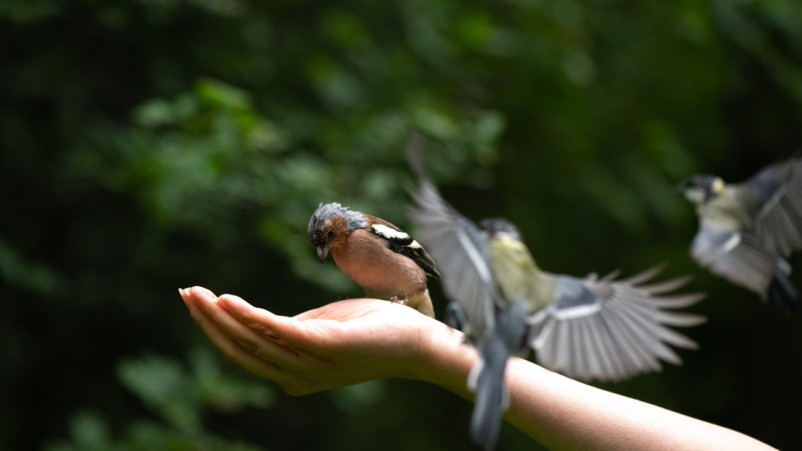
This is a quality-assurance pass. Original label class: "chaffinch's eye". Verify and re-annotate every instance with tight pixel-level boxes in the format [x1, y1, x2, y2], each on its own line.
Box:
[327, 230, 334, 238]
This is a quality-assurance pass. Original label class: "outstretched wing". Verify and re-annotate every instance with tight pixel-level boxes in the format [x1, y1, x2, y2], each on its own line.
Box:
[409, 180, 500, 338]
[531, 266, 706, 382]
[692, 224, 776, 293]
[744, 158, 802, 257]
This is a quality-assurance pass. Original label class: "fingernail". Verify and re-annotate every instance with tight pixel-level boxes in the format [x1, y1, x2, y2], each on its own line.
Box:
[178, 289, 190, 308]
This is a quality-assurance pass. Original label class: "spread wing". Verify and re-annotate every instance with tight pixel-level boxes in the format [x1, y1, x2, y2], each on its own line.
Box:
[692, 224, 777, 293]
[531, 266, 706, 382]
[743, 158, 802, 257]
[408, 180, 500, 338]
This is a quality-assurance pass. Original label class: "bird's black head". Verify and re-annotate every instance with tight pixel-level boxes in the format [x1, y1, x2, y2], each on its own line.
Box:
[677, 175, 725, 205]
[479, 218, 523, 241]
[308, 202, 367, 262]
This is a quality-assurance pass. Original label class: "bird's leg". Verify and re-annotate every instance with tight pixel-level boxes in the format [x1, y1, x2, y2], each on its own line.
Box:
[389, 296, 409, 307]
[445, 301, 467, 331]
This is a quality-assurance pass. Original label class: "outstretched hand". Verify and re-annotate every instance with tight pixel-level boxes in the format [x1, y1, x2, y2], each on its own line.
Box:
[179, 287, 776, 451]
[179, 287, 465, 395]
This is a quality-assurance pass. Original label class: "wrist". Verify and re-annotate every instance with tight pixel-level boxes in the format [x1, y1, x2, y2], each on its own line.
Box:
[410, 318, 477, 397]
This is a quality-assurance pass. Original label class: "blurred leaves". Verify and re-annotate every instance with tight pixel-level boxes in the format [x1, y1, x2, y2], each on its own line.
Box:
[0, 0, 61, 24]
[118, 348, 274, 432]
[0, 238, 63, 297]
[46, 350, 272, 451]
[46, 410, 266, 451]
[66, 75, 501, 291]
[329, 380, 388, 415]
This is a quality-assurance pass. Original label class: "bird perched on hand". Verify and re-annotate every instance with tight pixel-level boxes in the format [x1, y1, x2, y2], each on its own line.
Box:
[308, 202, 440, 317]
[679, 158, 802, 313]
[407, 133, 705, 451]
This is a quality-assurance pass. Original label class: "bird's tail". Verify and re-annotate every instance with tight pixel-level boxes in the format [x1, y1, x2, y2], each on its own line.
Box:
[469, 337, 510, 451]
[767, 263, 798, 314]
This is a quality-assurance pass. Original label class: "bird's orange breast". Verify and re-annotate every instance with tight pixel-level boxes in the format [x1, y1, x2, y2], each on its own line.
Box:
[331, 229, 427, 298]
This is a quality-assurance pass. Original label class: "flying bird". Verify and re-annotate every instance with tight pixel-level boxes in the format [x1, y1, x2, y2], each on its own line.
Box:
[407, 134, 705, 450]
[679, 158, 802, 313]
[308, 202, 440, 317]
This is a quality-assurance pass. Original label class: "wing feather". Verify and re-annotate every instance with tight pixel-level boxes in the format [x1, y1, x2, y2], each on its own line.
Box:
[583, 315, 616, 379]
[409, 180, 500, 337]
[616, 305, 681, 365]
[692, 225, 776, 293]
[577, 319, 601, 380]
[533, 270, 704, 382]
[595, 311, 628, 380]
[746, 158, 802, 256]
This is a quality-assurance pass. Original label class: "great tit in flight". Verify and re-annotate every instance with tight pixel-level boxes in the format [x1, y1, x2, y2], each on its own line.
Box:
[679, 158, 802, 313]
[407, 134, 705, 450]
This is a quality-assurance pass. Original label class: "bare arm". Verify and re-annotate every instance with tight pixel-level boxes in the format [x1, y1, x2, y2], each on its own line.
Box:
[423, 324, 772, 451]
[180, 287, 774, 451]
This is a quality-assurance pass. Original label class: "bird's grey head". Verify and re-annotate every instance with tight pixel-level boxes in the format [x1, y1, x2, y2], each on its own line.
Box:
[677, 175, 725, 205]
[308, 202, 367, 262]
[479, 218, 523, 241]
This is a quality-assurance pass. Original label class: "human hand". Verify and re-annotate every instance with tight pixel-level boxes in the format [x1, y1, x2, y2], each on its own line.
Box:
[179, 287, 468, 395]
[178, 288, 776, 451]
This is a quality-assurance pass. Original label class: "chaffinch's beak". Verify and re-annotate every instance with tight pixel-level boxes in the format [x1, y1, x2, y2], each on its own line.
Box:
[316, 245, 330, 263]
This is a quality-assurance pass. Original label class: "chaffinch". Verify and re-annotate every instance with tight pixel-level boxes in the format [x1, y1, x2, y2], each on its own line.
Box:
[407, 133, 706, 451]
[679, 158, 802, 313]
[308, 202, 440, 317]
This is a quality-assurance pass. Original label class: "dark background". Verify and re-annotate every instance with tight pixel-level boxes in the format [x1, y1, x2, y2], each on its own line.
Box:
[2, 0, 801, 450]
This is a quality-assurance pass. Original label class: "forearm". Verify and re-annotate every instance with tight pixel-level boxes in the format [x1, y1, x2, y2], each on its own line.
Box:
[415, 322, 775, 451]
[183, 290, 773, 450]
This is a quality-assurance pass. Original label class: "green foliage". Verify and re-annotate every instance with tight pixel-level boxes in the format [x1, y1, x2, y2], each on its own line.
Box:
[46, 350, 272, 451]
[0, 238, 63, 297]
[117, 348, 274, 431]
[47, 410, 266, 451]
[329, 380, 388, 415]
[67, 75, 500, 292]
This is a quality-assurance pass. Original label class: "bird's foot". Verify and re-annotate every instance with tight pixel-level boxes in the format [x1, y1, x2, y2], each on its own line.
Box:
[389, 296, 409, 307]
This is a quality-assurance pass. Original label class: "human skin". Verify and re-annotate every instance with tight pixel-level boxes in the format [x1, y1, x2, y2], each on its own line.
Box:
[179, 287, 775, 451]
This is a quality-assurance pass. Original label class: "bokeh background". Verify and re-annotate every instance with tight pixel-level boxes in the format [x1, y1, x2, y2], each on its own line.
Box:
[2, 0, 802, 450]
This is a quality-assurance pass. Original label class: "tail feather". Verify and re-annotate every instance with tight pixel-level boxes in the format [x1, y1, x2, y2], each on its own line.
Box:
[767, 268, 798, 314]
[470, 337, 510, 451]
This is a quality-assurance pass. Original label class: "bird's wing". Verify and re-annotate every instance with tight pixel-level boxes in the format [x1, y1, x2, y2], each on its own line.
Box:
[692, 223, 776, 293]
[408, 180, 500, 337]
[530, 266, 705, 382]
[367, 220, 441, 279]
[743, 158, 802, 256]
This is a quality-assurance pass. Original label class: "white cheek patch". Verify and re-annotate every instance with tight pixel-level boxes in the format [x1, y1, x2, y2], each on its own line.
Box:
[684, 188, 705, 204]
[371, 224, 410, 241]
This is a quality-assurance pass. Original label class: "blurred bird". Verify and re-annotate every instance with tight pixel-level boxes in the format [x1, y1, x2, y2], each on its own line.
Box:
[308, 202, 440, 317]
[407, 134, 705, 451]
[679, 158, 802, 313]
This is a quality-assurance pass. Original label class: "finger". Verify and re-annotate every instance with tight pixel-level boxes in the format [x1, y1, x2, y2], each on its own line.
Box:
[179, 287, 191, 307]
[217, 294, 326, 353]
[189, 287, 301, 366]
[184, 288, 283, 381]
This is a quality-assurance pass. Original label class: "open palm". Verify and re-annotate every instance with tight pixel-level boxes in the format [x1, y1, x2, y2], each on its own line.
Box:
[180, 287, 459, 395]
